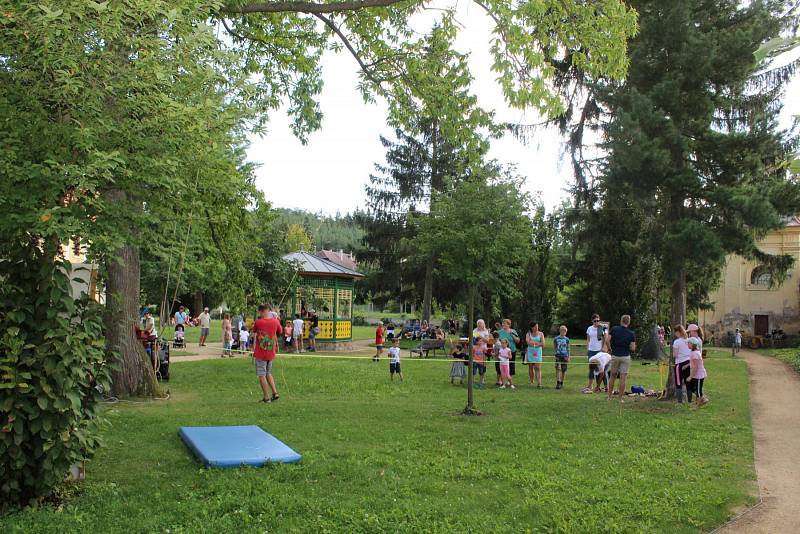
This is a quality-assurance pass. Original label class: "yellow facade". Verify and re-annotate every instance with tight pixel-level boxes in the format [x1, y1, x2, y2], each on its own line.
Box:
[704, 221, 800, 338]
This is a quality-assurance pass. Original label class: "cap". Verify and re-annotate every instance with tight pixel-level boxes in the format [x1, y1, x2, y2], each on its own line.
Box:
[687, 324, 699, 332]
[688, 336, 701, 347]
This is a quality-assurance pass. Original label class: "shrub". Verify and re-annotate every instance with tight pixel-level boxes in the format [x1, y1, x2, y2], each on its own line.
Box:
[351, 315, 368, 326]
[0, 258, 111, 511]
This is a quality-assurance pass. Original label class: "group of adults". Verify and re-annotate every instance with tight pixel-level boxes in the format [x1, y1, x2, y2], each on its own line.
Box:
[394, 319, 450, 341]
[169, 305, 213, 346]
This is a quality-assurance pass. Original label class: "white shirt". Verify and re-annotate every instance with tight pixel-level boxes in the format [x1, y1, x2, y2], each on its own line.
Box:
[673, 337, 692, 364]
[497, 347, 511, 363]
[198, 312, 211, 328]
[586, 325, 604, 352]
[588, 352, 612, 372]
[293, 318, 304, 336]
[388, 346, 401, 363]
[239, 330, 249, 346]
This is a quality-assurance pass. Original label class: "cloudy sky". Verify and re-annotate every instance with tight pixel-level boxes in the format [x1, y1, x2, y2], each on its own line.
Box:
[247, 5, 800, 216]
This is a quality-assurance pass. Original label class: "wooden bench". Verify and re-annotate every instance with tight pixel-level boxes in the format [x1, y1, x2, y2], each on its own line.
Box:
[410, 338, 445, 358]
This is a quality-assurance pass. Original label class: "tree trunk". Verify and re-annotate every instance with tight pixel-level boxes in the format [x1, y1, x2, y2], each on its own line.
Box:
[422, 256, 434, 323]
[464, 286, 480, 415]
[104, 191, 159, 398]
[193, 289, 204, 315]
[663, 268, 687, 400]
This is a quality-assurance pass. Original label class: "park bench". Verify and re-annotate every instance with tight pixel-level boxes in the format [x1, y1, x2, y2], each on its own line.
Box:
[410, 338, 445, 358]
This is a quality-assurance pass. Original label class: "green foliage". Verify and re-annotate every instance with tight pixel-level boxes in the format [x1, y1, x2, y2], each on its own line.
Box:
[0, 258, 111, 510]
[763, 348, 800, 374]
[0, 355, 755, 532]
[274, 209, 365, 254]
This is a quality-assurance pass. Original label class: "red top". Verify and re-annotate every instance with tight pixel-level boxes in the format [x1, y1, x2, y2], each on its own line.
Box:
[375, 325, 384, 345]
[253, 317, 282, 361]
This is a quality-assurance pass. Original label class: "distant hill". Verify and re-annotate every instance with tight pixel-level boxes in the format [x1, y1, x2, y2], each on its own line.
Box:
[275, 208, 365, 255]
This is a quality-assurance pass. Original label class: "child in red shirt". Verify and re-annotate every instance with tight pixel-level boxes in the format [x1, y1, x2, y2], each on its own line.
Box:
[252, 304, 283, 403]
[373, 321, 385, 362]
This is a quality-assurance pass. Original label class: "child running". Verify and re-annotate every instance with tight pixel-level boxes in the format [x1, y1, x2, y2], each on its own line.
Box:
[388, 338, 403, 382]
[687, 336, 708, 406]
[497, 339, 515, 389]
[449, 342, 467, 385]
[553, 325, 570, 389]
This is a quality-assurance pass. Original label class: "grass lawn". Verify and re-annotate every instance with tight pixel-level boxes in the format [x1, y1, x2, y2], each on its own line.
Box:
[1, 353, 755, 533]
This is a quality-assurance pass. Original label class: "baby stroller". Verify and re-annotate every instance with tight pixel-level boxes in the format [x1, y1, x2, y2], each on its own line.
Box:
[173, 324, 185, 348]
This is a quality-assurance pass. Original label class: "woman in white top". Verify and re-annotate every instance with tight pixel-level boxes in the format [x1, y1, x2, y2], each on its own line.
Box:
[672, 325, 692, 402]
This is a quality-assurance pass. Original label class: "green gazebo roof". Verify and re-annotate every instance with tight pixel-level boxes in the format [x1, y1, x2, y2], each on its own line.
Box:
[283, 251, 364, 279]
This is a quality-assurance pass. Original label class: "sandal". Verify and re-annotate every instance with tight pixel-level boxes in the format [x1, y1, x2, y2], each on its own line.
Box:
[270, 394, 280, 402]
[260, 397, 271, 403]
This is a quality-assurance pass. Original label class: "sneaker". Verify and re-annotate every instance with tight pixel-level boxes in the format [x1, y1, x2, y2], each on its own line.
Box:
[500, 385, 506, 389]
[510, 385, 515, 389]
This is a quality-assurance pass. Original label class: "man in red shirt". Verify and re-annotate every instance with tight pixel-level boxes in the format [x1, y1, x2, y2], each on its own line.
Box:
[373, 321, 384, 362]
[252, 304, 283, 403]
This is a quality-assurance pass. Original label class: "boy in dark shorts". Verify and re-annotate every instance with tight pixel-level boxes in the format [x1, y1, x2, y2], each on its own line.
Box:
[553, 325, 570, 389]
[252, 305, 282, 403]
[388, 338, 403, 382]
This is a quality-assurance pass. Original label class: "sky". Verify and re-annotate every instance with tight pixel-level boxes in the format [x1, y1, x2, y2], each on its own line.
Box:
[247, 5, 800, 216]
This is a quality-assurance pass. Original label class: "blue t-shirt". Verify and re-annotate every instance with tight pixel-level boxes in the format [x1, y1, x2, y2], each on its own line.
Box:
[174, 311, 186, 325]
[553, 335, 570, 357]
[609, 325, 635, 357]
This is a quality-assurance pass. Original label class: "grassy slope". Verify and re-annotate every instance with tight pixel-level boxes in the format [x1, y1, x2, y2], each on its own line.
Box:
[2, 354, 754, 533]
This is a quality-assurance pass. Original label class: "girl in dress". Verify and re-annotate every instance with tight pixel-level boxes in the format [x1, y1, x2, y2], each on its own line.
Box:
[497, 339, 514, 389]
[449, 342, 467, 385]
[525, 322, 544, 387]
[222, 313, 233, 357]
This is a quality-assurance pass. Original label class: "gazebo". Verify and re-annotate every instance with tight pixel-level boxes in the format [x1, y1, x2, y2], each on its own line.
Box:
[282, 251, 364, 351]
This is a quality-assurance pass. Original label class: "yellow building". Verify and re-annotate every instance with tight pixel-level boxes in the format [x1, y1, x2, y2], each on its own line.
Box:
[703, 217, 800, 339]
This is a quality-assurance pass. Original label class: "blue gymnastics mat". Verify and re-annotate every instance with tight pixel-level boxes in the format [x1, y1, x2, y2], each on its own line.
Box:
[179, 425, 301, 468]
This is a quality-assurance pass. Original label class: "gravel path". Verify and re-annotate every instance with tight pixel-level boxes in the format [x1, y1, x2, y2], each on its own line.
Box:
[716, 350, 800, 533]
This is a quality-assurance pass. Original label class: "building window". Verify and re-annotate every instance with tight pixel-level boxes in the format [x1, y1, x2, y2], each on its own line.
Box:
[750, 266, 772, 287]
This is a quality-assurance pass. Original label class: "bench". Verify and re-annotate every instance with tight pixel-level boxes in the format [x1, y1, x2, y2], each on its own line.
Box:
[410, 338, 445, 358]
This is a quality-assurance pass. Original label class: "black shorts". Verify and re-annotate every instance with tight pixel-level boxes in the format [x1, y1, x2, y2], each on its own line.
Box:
[555, 355, 568, 371]
[676, 361, 691, 387]
[389, 362, 401, 374]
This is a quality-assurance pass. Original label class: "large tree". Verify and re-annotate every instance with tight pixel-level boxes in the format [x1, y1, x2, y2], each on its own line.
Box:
[2, 0, 637, 398]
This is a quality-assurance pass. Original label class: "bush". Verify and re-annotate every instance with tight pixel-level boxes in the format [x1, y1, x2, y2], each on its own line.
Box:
[351, 315, 368, 326]
[0, 258, 111, 511]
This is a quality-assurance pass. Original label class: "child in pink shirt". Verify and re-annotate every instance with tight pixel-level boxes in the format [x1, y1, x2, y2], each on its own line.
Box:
[497, 339, 515, 389]
[687, 337, 707, 406]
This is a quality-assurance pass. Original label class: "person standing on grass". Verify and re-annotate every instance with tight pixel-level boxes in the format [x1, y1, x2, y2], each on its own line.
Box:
[252, 304, 282, 403]
[672, 325, 692, 403]
[497, 338, 515, 389]
[497, 319, 520, 384]
[449, 342, 467, 385]
[687, 336, 707, 406]
[525, 322, 544, 387]
[374, 321, 384, 362]
[198, 307, 211, 347]
[222, 313, 233, 357]
[553, 325, 570, 390]
[238, 325, 250, 353]
[585, 314, 607, 390]
[307, 309, 319, 352]
[293, 313, 304, 353]
[607, 315, 636, 402]
[472, 337, 488, 388]
[388, 338, 404, 382]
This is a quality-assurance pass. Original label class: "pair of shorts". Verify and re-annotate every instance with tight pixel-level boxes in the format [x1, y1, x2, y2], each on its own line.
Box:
[587, 350, 600, 378]
[472, 362, 486, 376]
[223, 340, 231, 350]
[389, 362, 401, 374]
[555, 354, 569, 371]
[255, 359, 274, 377]
[376, 344, 384, 350]
[609, 356, 631, 375]
[675, 361, 691, 386]
[200, 327, 210, 337]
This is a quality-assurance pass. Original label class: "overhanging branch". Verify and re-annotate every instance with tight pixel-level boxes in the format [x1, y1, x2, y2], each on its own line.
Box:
[223, 0, 409, 14]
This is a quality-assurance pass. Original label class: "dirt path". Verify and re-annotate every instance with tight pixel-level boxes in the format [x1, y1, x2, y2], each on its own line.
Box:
[716, 350, 800, 534]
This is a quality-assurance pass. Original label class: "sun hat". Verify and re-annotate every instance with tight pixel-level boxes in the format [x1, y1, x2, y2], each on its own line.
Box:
[688, 336, 701, 347]
[687, 323, 699, 332]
